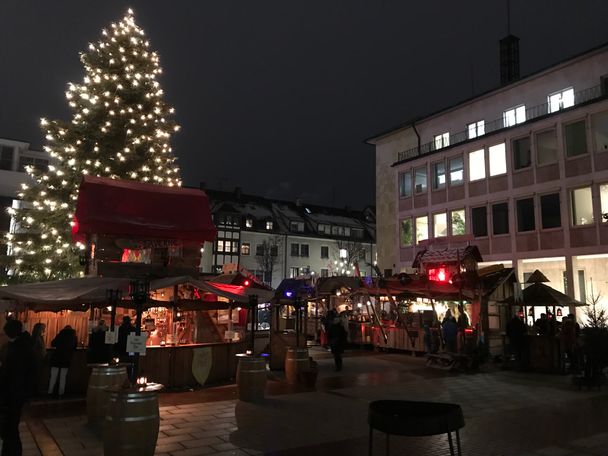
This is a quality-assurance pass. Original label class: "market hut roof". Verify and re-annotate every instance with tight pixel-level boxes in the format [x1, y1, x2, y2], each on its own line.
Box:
[73, 176, 217, 243]
[412, 246, 482, 270]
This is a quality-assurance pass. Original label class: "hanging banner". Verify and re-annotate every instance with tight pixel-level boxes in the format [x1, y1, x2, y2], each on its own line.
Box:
[126, 333, 148, 355]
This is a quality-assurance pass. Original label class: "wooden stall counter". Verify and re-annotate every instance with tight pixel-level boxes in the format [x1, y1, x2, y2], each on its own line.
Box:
[41, 341, 247, 395]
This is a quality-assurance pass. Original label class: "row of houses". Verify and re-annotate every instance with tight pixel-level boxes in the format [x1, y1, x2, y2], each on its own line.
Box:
[0, 139, 376, 287]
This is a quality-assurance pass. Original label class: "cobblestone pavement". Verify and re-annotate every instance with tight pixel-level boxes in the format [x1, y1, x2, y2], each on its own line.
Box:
[19, 351, 608, 455]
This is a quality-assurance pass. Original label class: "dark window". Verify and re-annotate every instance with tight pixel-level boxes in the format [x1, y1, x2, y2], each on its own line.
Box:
[383, 269, 393, 277]
[564, 120, 587, 157]
[270, 246, 278, 257]
[414, 167, 427, 194]
[352, 228, 364, 239]
[300, 244, 309, 257]
[537, 130, 558, 165]
[432, 162, 446, 189]
[541, 193, 561, 229]
[492, 203, 509, 235]
[398, 171, 412, 198]
[321, 246, 329, 259]
[513, 137, 531, 169]
[255, 244, 264, 256]
[321, 268, 329, 278]
[290, 243, 299, 257]
[472, 206, 488, 237]
[0, 146, 14, 171]
[517, 198, 535, 232]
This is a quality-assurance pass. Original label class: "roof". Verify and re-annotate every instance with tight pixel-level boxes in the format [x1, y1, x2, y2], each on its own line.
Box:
[73, 176, 216, 243]
[412, 246, 482, 269]
[365, 41, 608, 145]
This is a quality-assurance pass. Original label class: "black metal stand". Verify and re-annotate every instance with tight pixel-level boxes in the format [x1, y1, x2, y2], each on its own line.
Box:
[130, 279, 149, 383]
[249, 295, 258, 355]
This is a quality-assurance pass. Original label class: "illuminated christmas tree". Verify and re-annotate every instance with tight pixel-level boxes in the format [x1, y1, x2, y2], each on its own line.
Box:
[6, 9, 181, 282]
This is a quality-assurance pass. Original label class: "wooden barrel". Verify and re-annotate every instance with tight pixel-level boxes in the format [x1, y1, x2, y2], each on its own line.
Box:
[103, 384, 162, 456]
[285, 348, 309, 385]
[236, 355, 267, 402]
[87, 365, 128, 429]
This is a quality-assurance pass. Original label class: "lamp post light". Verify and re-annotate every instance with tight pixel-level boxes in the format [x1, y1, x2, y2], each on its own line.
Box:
[105, 289, 122, 332]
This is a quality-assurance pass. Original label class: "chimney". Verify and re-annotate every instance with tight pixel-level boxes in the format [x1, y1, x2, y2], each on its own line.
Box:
[500, 34, 520, 85]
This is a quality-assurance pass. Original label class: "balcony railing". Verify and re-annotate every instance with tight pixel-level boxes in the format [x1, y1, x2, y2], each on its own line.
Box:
[396, 84, 605, 163]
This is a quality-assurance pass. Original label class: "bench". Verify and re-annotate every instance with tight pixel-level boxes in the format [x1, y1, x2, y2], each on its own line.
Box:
[368, 400, 465, 455]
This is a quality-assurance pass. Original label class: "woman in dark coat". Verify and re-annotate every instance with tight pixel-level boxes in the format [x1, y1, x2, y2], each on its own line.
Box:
[326, 310, 347, 371]
[47, 325, 77, 396]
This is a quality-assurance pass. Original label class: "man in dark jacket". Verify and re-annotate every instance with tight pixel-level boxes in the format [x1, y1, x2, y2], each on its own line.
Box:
[326, 310, 347, 371]
[115, 316, 135, 363]
[0, 319, 36, 456]
[47, 326, 77, 397]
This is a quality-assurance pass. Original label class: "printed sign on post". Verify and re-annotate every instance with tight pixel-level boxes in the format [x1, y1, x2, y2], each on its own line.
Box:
[104, 330, 118, 345]
[126, 333, 148, 355]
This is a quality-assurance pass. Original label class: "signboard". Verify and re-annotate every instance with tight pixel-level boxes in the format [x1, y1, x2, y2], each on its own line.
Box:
[104, 330, 118, 345]
[126, 333, 148, 355]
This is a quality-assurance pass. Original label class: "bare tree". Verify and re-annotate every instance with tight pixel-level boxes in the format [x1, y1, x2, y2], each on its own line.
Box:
[255, 235, 283, 285]
[332, 240, 367, 275]
[584, 278, 608, 329]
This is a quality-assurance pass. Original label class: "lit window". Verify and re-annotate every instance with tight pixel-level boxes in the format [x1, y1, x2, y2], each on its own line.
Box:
[468, 149, 485, 181]
[571, 187, 594, 226]
[339, 248, 348, 259]
[467, 120, 485, 139]
[433, 212, 447, 237]
[548, 87, 574, 113]
[415, 216, 428, 243]
[432, 162, 446, 189]
[434, 132, 449, 150]
[266, 221, 273, 230]
[489, 143, 507, 176]
[451, 209, 465, 235]
[398, 171, 412, 198]
[600, 184, 608, 223]
[400, 218, 413, 247]
[414, 167, 427, 193]
[290, 267, 300, 278]
[245, 218, 253, 228]
[503, 105, 526, 127]
[241, 243, 250, 255]
[449, 156, 463, 185]
[217, 240, 224, 252]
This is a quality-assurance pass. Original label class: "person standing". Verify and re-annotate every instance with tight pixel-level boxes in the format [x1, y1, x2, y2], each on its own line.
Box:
[31, 323, 47, 395]
[115, 316, 136, 363]
[0, 319, 36, 456]
[506, 314, 528, 368]
[48, 325, 77, 397]
[441, 312, 458, 353]
[326, 310, 347, 371]
[87, 320, 110, 364]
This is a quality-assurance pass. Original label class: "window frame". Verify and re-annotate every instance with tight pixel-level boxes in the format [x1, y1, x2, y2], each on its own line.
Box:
[433, 212, 448, 238]
[489, 142, 507, 176]
[548, 87, 574, 114]
[491, 201, 510, 236]
[540, 192, 561, 230]
[241, 242, 250, 255]
[448, 155, 464, 186]
[432, 160, 446, 190]
[290, 243, 300, 257]
[320, 246, 329, 259]
[450, 208, 466, 236]
[468, 149, 486, 181]
[516, 197, 536, 232]
[400, 218, 414, 247]
[512, 136, 531, 170]
[415, 215, 429, 244]
[467, 120, 485, 139]
[563, 119, 588, 158]
[433, 132, 450, 150]
[398, 170, 413, 198]
[536, 128, 558, 166]
[570, 186, 594, 227]
[471, 206, 488, 238]
[503, 104, 526, 128]
[265, 221, 273, 230]
[414, 166, 427, 194]
[300, 244, 309, 258]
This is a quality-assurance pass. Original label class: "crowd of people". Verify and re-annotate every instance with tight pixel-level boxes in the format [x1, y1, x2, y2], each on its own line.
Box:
[0, 315, 140, 454]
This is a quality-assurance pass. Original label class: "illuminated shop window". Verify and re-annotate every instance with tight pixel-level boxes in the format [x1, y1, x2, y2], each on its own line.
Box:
[468, 149, 485, 181]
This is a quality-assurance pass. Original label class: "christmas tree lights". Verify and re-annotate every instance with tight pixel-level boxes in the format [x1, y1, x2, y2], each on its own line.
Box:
[6, 8, 181, 282]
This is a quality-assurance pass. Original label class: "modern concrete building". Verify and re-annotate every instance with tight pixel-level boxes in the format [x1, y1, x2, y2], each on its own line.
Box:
[367, 42, 608, 323]
[200, 187, 376, 288]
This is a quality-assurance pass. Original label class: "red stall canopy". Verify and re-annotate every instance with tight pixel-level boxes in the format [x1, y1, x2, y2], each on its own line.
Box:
[72, 176, 216, 243]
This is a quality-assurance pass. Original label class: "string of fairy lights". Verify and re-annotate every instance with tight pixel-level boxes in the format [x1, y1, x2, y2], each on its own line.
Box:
[5, 9, 182, 281]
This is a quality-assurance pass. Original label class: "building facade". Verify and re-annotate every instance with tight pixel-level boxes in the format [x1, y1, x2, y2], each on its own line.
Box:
[200, 188, 376, 288]
[368, 43, 608, 321]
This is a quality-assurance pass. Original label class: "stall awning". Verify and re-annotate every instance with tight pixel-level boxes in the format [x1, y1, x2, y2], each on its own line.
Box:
[0, 277, 131, 312]
[73, 176, 217, 243]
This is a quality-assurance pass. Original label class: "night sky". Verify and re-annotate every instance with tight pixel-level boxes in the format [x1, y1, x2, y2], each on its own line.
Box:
[2, 1, 608, 209]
